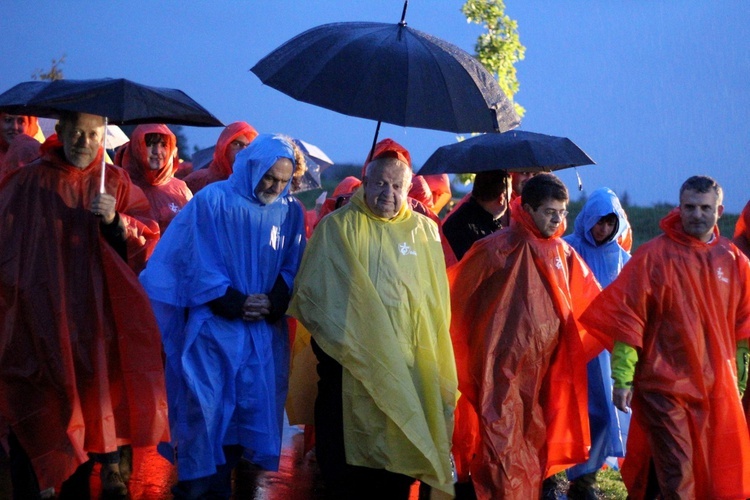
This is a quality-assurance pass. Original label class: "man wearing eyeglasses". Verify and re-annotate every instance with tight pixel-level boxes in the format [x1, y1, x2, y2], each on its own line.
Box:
[448, 173, 603, 499]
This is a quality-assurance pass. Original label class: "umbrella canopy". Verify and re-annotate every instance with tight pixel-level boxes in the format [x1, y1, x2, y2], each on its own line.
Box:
[418, 130, 595, 175]
[251, 21, 519, 134]
[0, 78, 223, 126]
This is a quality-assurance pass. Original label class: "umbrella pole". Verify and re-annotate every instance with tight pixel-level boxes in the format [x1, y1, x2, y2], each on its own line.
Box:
[367, 120, 382, 167]
[99, 116, 108, 194]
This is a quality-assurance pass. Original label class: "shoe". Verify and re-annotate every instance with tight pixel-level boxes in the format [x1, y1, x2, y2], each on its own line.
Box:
[100, 464, 128, 497]
[118, 445, 133, 483]
[567, 472, 599, 500]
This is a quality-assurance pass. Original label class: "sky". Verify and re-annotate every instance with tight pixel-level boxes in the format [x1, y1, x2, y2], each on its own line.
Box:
[3, 1, 749, 212]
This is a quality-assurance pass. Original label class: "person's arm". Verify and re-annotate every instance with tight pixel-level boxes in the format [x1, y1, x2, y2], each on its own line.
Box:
[208, 286, 247, 319]
[612, 340, 638, 413]
[98, 211, 128, 261]
[737, 339, 749, 396]
[265, 275, 291, 323]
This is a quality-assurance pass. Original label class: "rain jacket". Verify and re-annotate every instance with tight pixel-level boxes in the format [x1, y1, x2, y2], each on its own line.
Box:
[580, 208, 750, 499]
[448, 197, 602, 499]
[563, 188, 631, 479]
[140, 134, 306, 480]
[184, 121, 258, 194]
[0, 114, 40, 172]
[116, 124, 192, 236]
[289, 189, 458, 495]
[734, 200, 750, 258]
[0, 136, 168, 492]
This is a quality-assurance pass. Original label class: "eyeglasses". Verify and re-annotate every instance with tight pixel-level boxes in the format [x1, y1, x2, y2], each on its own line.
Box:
[539, 208, 568, 218]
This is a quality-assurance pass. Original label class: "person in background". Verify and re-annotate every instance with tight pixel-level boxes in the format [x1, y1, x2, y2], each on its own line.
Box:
[0, 111, 167, 498]
[290, 139, 457, 499]
[449, 173, 602, 499]
[0, 113, 42, 178]
[116, 124, 192, 236]
[581, 175, 750, 499]
[442, 169, 510, 261]
[423, 173, 452, 216]
[140, 134, 306, 499]
[563, 187, 632, 499]
[184, 121, 258, 194]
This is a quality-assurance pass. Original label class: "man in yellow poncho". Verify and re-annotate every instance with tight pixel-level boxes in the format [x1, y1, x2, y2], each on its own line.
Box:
[289, 139, 457, 499]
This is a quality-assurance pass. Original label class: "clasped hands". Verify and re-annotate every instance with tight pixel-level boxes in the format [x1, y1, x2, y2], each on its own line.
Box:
[243, 294, 271, 321]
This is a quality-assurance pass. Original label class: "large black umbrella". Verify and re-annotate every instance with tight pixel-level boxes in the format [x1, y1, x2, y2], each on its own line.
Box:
[251, 6, 520, 144]
[0, 78, 223, 126]
[418, 130, 595, 175]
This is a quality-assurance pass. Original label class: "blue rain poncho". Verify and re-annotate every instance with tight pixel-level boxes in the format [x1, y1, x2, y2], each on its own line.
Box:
[140, 134, 306, 480]
[564, 187, 631, 477]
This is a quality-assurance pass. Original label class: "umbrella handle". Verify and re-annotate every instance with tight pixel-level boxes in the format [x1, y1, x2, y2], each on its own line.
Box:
[99, 116, 108, 194]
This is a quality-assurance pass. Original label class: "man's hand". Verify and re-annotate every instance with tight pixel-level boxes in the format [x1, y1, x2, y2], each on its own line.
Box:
[90, 193, 117, 225]
[243, 294, 271, 321]
[613, 387, 633, 413]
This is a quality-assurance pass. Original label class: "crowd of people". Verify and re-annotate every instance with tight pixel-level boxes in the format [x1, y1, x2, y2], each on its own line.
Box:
[1, 109, 750, 500]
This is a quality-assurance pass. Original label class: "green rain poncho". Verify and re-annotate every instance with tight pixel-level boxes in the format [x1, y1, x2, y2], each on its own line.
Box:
[289, 189, 458, 495]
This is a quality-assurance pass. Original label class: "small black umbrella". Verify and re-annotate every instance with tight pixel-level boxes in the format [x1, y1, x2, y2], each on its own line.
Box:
[418, 130, 595, 175]
[251, 4, 520, 147]
[0, 78, 223, 126]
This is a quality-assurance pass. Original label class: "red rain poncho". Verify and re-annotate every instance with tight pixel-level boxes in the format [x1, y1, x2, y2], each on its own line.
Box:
[448, 197, 602, 499]
[581, 209, 750, 499]
[184, 121, 258, 194]
[0, 114, 41, 178]
[0, 137, 168, 491]
[116, 124, 192, 236]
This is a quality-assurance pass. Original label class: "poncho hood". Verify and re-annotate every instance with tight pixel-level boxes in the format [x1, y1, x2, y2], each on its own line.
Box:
[228, 133, 295, 204]
[211, 121, 258, 178]
[116, 123, 177, 186]
[574, 188, 629, 247]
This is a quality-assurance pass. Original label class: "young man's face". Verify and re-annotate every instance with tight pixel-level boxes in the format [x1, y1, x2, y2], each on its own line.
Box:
[679, 189, 723, 242]
[591, 214, 618, 244]
[525, 198, 568, 238]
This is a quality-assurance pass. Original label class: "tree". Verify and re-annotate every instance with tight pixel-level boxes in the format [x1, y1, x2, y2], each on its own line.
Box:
[32, 54, 66, 81]
[462, 0, 525, 118]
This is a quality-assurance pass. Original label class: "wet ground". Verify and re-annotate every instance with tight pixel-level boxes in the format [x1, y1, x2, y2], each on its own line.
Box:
[0, 425, 425, 499]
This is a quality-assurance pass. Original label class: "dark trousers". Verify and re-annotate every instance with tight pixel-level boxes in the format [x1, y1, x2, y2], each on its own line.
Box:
[312, 340, 415, 500]
[171, 444, 244, 500]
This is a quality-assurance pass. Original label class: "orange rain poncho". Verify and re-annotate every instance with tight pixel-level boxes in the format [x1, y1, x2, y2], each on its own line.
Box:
[116, 124, 192, 235]
[0, 114, 41, 178]
[184, 121, 258, 194]
[289, 188, 458, 495]
[581, 209, 750, 499]
[734, 200, 750, 258]
[448, 197, 602, 499]
[0, 136, 167, 492]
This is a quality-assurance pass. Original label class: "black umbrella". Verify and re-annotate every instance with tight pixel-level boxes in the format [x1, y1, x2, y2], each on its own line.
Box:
[251, 4, 519, 147]
[0, 78, 223, 127]
[418, 130, 595, 175]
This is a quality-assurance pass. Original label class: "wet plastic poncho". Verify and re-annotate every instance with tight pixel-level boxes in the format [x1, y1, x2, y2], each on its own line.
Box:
[0, 137, 168, 492]
[580, 209, 750, 499]
[288, 189, 458, 495]
[116, 124, 192, 235]
[184, 121, 258, 194]
[734, 200, 750, 258]
[449, 197, 602, 499]
[563, 188, 631, 478]
[140, 134, 306, 481]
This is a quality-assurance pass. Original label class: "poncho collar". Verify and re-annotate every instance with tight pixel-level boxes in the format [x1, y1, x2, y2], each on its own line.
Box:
[660, 207, 720, 248]
[40, 134, 104, 174]
[509, 196, 567, 239]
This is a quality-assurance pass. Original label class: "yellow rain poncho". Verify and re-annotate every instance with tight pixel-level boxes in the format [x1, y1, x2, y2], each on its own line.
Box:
[289, 189, 458, 495]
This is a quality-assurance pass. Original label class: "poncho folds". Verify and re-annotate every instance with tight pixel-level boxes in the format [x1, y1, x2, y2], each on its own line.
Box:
[0, 137, 168, 492]
[581, 209, 750, 499]
[116, 123, 192, 235]
[140, 134, 306, 481]
[563, 187, 631, 478]
[448, 197, 602, 499]
[289, 189, 458, 495]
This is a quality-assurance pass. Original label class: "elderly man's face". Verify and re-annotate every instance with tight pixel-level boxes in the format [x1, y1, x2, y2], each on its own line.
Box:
[363, 159, 410, 219]
[255, 158, 293, 204]
[57, 113, 105, 169]
[679, 189, 723, 242]
[1, 114, 30, 144]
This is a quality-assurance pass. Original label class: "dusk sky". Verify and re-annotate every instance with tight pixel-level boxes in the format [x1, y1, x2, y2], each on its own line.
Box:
[3, 1, 748, 212]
